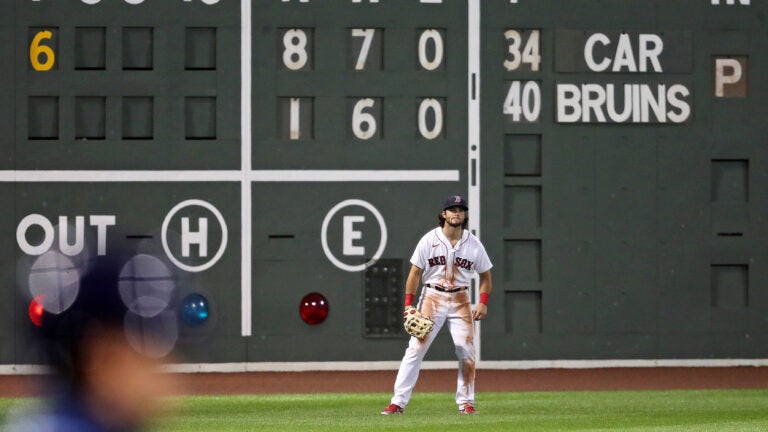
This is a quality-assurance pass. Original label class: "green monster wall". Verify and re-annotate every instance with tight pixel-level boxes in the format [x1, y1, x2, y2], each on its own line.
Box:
[1, 0, 765, 366]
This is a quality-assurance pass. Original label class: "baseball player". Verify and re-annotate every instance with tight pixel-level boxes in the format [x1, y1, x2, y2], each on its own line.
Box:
[381, 194, 493, 415]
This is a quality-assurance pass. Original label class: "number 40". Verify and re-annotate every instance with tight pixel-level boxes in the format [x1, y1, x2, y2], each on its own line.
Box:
[503, 81, 541, 123]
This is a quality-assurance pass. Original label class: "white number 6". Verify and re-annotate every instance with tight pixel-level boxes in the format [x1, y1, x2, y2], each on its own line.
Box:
[352, 98, 377, 140]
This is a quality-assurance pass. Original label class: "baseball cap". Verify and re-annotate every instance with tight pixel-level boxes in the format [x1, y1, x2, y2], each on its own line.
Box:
[443, 195, 468, 210]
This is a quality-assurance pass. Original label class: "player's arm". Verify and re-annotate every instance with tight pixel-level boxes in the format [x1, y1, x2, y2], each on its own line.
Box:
[472, 270, 492, 321]
[403, 265, 424, 308]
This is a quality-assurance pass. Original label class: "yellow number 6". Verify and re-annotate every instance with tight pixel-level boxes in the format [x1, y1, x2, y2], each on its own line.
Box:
[30, 31, 55, 71]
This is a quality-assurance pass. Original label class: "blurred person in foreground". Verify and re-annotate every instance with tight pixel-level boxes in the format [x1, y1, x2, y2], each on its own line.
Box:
[5, 250, 178, 432]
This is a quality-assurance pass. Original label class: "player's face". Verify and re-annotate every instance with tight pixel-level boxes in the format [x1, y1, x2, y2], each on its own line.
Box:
[443, 206, 466, 227]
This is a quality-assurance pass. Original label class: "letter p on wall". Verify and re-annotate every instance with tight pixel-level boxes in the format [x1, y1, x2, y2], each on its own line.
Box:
[715, 57, 747, 97]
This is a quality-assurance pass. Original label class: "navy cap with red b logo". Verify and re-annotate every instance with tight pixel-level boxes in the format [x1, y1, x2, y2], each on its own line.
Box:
[443, 195, 468, 211]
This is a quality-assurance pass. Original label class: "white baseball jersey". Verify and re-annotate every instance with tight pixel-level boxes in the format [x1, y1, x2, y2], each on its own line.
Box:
[410, 227, 493, 288]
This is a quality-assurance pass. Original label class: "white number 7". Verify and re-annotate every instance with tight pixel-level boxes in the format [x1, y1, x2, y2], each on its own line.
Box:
[352, 28, 375, 70]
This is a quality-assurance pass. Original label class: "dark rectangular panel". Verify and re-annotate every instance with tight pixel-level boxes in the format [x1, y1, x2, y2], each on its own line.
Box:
[28, 96, 59, 139]
[75, 27, 106, 70]
[503, 186, 541, 230]
[364, 259, 405, 338]
[122, 27, 154, 70]
[75, 96, 106, 140]
[184, 97, 217, 139]
[504, 134, 541, 176]
[122, 97, 154, 140]
[185, 27, 217, 70]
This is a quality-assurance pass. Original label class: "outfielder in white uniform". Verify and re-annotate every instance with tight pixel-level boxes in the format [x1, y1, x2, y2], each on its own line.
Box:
[381, 195, 493, 415]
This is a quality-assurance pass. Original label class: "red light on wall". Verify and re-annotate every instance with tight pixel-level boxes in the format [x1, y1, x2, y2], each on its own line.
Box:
[29, 295, 45, 327]
[299, 292, 329, 325]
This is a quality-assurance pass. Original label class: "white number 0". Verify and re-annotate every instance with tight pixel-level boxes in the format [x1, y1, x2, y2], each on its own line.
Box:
[418, 99, 443, 140]
[418, 29, 444, 71]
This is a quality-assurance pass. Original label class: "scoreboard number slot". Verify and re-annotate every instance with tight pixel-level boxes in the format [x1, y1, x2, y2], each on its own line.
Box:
[503, 80, 541, 123]
[504, 29, 540, 72]
[417, 98, 445, 140]
[350, 28, 379, 71]
[282, 28, 312, 71]
[29, 29, 56, 71]
[350, 98, 380, 140]
[417, 28, 445, 71]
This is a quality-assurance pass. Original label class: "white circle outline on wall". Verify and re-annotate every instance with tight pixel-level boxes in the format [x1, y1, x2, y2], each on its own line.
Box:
[162, 199, 228, 273]
[321, 199, 387, 272]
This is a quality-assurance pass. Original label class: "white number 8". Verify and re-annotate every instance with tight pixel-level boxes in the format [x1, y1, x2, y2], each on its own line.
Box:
[283, 29, 308, 70]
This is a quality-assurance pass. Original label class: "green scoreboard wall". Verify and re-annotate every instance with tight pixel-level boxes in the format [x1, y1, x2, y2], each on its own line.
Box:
[1, 0, 766, 365]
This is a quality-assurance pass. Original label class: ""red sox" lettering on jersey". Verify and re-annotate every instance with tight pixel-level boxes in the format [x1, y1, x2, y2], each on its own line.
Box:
[428, 255, 474, 270]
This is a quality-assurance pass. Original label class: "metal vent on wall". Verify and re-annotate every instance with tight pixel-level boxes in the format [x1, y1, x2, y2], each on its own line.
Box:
[363, 259, 405, 338]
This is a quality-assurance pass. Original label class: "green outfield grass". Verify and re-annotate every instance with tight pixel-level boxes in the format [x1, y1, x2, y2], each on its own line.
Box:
[3, 389, 768, 431]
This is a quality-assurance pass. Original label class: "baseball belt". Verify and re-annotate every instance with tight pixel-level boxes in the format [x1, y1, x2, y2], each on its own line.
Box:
[425, 284, 468, 293]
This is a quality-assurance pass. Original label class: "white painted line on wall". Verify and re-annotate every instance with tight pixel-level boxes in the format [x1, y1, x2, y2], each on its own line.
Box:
[0, 171, 242, 182]
[249, 170, 460, 182]
[4, 359, 768, 375]
[241, 0, 253, 337]
[158, 359, 768, 373]
[0, 170, 460, 183]
[468, 0, 482, 360]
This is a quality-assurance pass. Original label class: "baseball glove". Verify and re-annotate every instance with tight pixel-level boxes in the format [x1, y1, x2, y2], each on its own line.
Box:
[403, 306, 434, 339]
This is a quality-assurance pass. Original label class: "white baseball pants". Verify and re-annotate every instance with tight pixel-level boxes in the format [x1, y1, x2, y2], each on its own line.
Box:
[390, 287, 476, 408]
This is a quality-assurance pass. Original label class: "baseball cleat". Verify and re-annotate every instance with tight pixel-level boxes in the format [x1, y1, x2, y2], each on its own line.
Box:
[380, 404, 404, 415]
[459, 404, 477, 414]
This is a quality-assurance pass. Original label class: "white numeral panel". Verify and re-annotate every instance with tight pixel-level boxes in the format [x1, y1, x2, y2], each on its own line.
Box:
[278, 97, 314, 140]
[503, 80, 541, 123]
[349, 98, 382, 140]
[417, 98, 445, 140]
[349, 28, 383, 70]
[281, 28, 313, 71]
[417, 28, 445, 71]
[504, 29, 540, 72]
